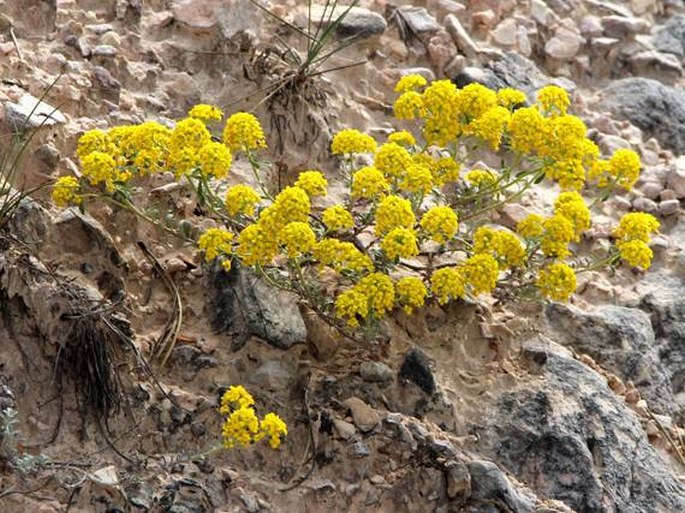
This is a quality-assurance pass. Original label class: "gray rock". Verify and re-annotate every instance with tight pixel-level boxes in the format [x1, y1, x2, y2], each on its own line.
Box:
[396, 6, 440, 34]
[480, 340, 685, 512]
[601, 15, 650, 38]
[398, 347, 436, 394]
[91, 66, 121, 103]
[486, 52, 550, 100]
[344, 397, 380, 433]
[659, 198, 680, 216]
[309, 5, 386, 39]
[3, 93, 67, 130]
[653, 14, 685, 63]
[206, 263, 306, 350]
[352, 441, 371, 457]
[250, 359, 294, 391]
[92, 44, 118, 57]
[8, 196, 50, 246]
[444, 14, 479, 57]
[600, 78, 685, 153]
[359, 361, 392, 383]
[545, 303, 675, 414]
[466, 461, 536, 513]
[629, 50, 683, 83]
[633, 196, 659, 215]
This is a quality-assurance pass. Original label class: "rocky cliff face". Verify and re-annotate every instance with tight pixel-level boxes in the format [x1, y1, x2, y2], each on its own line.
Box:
[1, 1, 685, 512]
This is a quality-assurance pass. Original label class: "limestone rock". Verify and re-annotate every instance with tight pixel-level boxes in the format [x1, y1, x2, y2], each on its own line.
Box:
[343, 397, 380, 433]
[3, 93, 67, 130]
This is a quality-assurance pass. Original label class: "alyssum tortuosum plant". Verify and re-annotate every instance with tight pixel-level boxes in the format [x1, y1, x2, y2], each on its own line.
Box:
[53, 77, 659, 335]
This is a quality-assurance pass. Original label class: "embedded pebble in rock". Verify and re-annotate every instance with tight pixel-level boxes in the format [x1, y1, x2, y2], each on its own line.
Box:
[3, 94, 67, 129]
[632, 196, 659, 215]
[491, 18, 518, 47]
[659, 199, 680, 217]
[444, 14, 479, 58]
[545, 26, 584, 59]
[343, 397, 381, 433]
[307, 5, 387, 39]
[359, 361, 393, 383]
[333, 418, 356, 440]
[396, 6, 440, 35]
[667, 156, 685, 198]
[601, 15, 650, 38]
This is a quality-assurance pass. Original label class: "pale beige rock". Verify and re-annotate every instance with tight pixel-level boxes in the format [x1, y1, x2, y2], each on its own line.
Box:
[344, 397, 380, 433]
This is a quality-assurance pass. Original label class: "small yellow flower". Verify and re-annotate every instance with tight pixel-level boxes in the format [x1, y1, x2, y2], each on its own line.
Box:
[388, 130, 416, 146]
[394, 74, 427, 93]
[508, 106, 545, 154]
[331, 129, 377, 155]
[431, 267, 465, 305]
[188, 104, 224, 122]
[536, 262, 577, 302]
[222, 406, 260, 449]
[77, 129, 113, 160]
[497, 88, 527, 109]
[374, 195, 416, 236]
[554, 191, 590, 240]
[351, 166, 389, 199]
[541, 215, 575, 258]
[465, 169, 497, 188]
[280, 222, 316, 258]
[420, 206, 458, 244]
[400, 164, 433, 195]
[356, 273, 395, 318]
[219, 385, 255, 415]
[255, 413, 288, 449]
[260, 187, 311, 229]
[608, 149, 641, 191]
[223, 112, 267, 151]
[375, 143, 413, 178]
[517, 214, 544, 239]
[543, 159, 585, 191]
[335, 288, 369, 327]
[613, 212, 660, 243]
[237, 223, 278, 266]
[465, 106, 511, 150]
[170, 117, 211, 153]
[313, 239, 373, 273]
[394, 91, 424, 120]
[52, 176, 82, 207]
[537, 85, 570, 116]
[225, 184, 261, 217]
[294, 170, 328, 197]
[617, 240, 653, 269]
[432, 157, 460, 185]
[461, 254, 499, 295]
[81, 151, 117, 186]
[458, 83, 498, 121]
[322, 205, 354, 232]
[395, 276, 427, 314]
[381, 227, 419, 261]
[198, 141, 232, 179]
[198, 227, 234, 270]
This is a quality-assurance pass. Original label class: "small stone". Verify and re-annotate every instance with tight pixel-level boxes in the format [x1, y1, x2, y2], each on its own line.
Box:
[601, 15, 650, 38]
[308, 5, 386, 39]
[472, 10, 497, 29]
[661, 189, 677, 201]
[399, 347, 436, 394]
[370, 474, 386, 485]
[659, 199, 680, 216]
[239, 493, 260, 513]
[35, 144, 61, 170]
[598, 134, 631, 154]
[100, 31, 121, 48]
[579, 15, 603, 37]
[445, 461, 471, 499]
[632, 196, 659, 214]
[3, 94, 67, 129]
[531, 0, 556, 27]
[352, 441, 371, 457]
[444, 14, 479, 57]
[90, 466, 119, 489]
[491, 18, 518, 47]
[92, 44, 118, 57]
[333, 418, 356, 440]
[250, 360, 294, 392]
[398, 6, 440, 34]
[343, 397, 381, 433]
[545, 26, 584, 60]
[359, 361, 393, 383]
[667, 156, 685, 198]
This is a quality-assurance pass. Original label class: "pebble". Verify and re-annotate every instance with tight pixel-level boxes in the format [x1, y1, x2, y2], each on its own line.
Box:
[444, 14, 479, 57]
[632, 196, 659, 214]
[352, 441, 371, 457]
[359, 361, 393, 383]
[333, 418, 356, 440]
[658, 199, 680, 216]
[343, 397, 380, 433]
[92, 44, 118, 57]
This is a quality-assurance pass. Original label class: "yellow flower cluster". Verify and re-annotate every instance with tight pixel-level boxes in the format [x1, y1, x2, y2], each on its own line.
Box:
[536, 85, 570, 116]
[497, 88, 527, 109]
[374, 195, 416, 236]
[352, 166, 389, 199]
[608, 149, 641, 190]
[381, 227, 419, 261]
[313, 239, 373, 273]
[541, 215, 575, 258]
[430, 267, 465, 304]
[295, 170, 328, 197]
[400, 164, 433, 194]
[198, 228, 234, 271]
[464, 106, 511, 150]
[198, 141, 232, 179]
[517, 214, 544, 239]
[553, 192, 590, 241]
[432, 157, 460, 185]
[280, 222, 316, 258]
[52, 176, 82, 207]
[223, 112, 267, 151]
[219, 386, 287, 450]
[225, 184, 261, 217]
[188, 104, 223, 122]
[461, 254, 499, 295]
[421, 80, 460, 146]
[335, 273, 395, 326]
[465, 169, 497, 188]
[322, 204, 354, 231]
[388, 130, 416, 146]
[508, 106, 545, 155]
[613, 212, 659, 269]
[394, 74, 427, 93]
[331, 129, 377, 155]
[375, 143, 413, 178]
[420, 206, 458, 244]
[395, 276, 427, 314]
[536, 262, 577, 301]
[473, 226, 525, 268]
[394, 91, 424, 120]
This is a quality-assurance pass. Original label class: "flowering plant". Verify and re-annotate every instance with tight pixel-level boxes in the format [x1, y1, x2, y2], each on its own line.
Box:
[53, 78, 658, 335]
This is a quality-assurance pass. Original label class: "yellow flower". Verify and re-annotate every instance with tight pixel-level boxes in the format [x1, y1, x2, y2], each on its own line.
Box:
[225, 184, 261, 217]
[517, 213, 544, 239]
[168, 147, 199, 177]
[198, 141, 232, 179]
[374, 195, 416, 236]
[198, 227, 234, 271]
[554, 191, 590, 240]
[395, 73, 427, 93]
[356, 272, 395, 318]
[421, 80, 460, 145]
[331, 129, 377, 155]
[543, 159, 586, 191]
[188, 104, 223, 122]
[394, 91, 424, 120]
[108, 125, 138, 159]
[432, 157, 460, 185]
[537, 85, 570, 116]
[388, 130, 416, 146]
[465, 106, 511, 150]
[458, 83, 498, 121]
[133, 148, 166, 175]
[497, 88, 527, 109]
[256, 412, 288, 449]
[465, 169, 497, 188]
[219, 385, 255, 415]
[313, 239, 373, 273]
[294, 170, 328, 197]
[81, 151, 117, 186]
[236, 223, 278, 266]
[322, 204, 354, 231]
[260, 186, 310, 229]
[52, 176, 82, 207]
[608, 149, 641, 191]
[280, 221, 316, 258]
[508, 106, 545, 154]
[461, 254, 499, 295]
[335, 288, 369, 327]
[381, 227, 419, 261]
[541, 215, 575, 258]
[223, 112, 267, 151]
[374, 143, 413, 178]
[431, 267, 464, 304]
[617, 240, 653, 269]
[77, 129, 113, 160]
[395, 276, 427, 314]
[538, 115, 588, 161]
[170, 117, 211, 153]
[613, 212, 660, 243]
[420, 206, 458, 244]
[351, 166, 389, 199]
[222, 406, 259, 449]
[400, 164, 433, 194]
[494, 230, 527, 268]
[536, 262, 576, 302]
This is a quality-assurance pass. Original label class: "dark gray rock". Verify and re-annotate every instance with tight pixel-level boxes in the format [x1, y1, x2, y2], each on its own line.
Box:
[599, 78, 685, 153]
[479, 339, 685, 513]
[8, 196, 50, 247]
[3, 93, 67, 130]
[91, 66, 121, 103]
[205, 262, 306, 350]
[545, 303, 675, 414]
[466, 461, 536, 513]
[395, 6, 440, 34]
[398, 347, 436, 394]
[653, 14, 685, 63]
[359, 361, 392, 383]
[309, 5, 386, 39]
